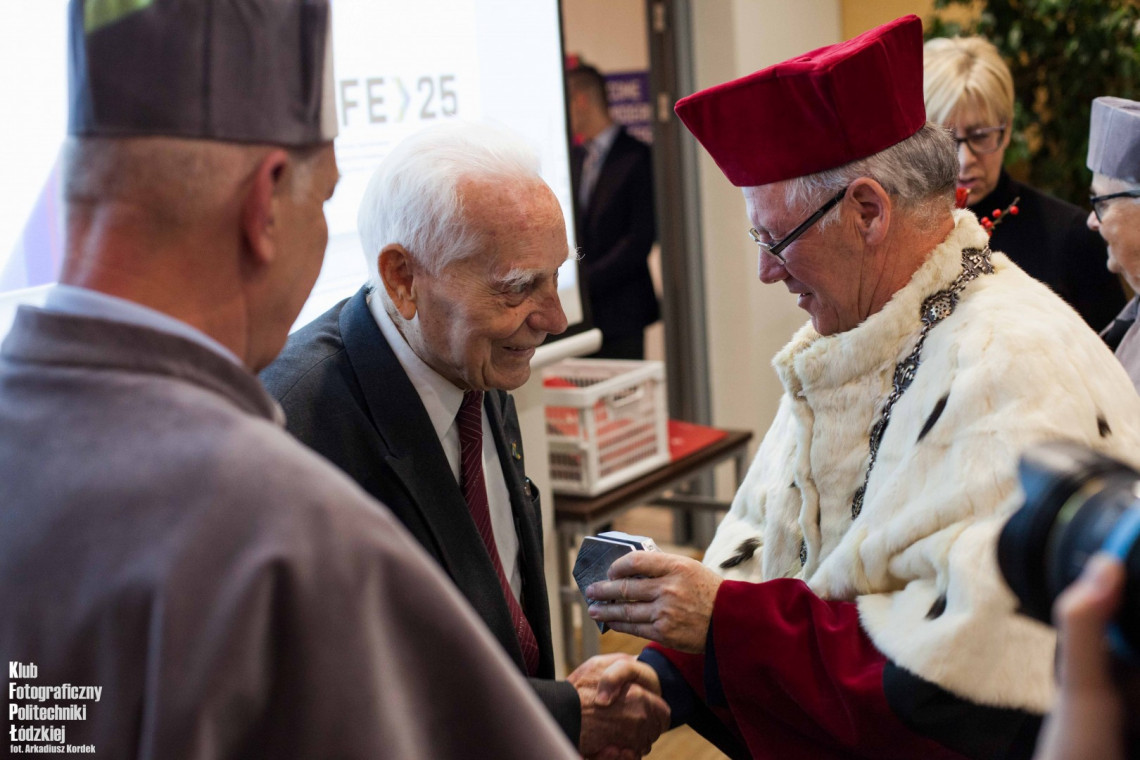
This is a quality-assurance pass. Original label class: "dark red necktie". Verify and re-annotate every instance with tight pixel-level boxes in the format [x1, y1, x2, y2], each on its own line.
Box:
[457, 390, 540, 676]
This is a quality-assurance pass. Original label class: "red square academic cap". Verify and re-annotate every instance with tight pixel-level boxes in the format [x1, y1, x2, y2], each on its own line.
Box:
[674, 15, 926, 187]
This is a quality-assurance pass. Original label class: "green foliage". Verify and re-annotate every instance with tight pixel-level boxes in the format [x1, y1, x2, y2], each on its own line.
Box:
[927, 0, 1140, 205]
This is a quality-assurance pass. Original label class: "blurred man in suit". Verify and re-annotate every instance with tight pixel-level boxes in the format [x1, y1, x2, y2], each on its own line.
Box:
[261, 122, 669, 759]
[568, 64, 659, 359]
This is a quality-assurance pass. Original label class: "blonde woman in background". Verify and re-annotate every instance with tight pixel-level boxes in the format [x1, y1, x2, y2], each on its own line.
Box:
[924, 36, 1124, 330]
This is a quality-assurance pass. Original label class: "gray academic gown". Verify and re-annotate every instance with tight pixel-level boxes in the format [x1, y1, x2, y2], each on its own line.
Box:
[1105, 295, 1140, 392]
[0, 307, 576, 760]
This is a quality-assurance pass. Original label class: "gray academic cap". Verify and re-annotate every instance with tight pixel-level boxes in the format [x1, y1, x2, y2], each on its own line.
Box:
[1087, 96, 1140, 183]
[68, 0, 337, 146]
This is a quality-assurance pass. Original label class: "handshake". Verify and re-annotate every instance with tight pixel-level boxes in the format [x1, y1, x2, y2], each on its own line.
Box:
[569, 533, 669, 759]
[566, 532, 728, 758]
[569, 652, 670, 760]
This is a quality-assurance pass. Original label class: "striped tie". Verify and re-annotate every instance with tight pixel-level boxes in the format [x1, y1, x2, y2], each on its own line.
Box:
[457, 390, 540, 676]
[579, 138, 604, 209]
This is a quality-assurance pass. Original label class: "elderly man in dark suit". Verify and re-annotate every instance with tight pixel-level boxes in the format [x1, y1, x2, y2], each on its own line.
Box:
[0, 3, 584, 758]
[261, 122, 669, 760]
[567, 64, 659, 359]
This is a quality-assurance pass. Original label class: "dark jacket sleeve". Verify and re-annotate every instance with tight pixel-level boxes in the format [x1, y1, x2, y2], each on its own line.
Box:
[530, 678, 581, 745]
[641, 579, 1040, 760]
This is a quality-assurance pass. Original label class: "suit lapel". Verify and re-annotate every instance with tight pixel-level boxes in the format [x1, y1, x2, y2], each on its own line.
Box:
[584, 128, 628, 226]
[338, 289, 526, 666]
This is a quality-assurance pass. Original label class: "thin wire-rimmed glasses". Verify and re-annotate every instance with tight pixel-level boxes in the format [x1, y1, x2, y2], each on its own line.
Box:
[748, 186, 848, 263]
[951, 125, 1006, 156]
[1090, 189, 1140, 222]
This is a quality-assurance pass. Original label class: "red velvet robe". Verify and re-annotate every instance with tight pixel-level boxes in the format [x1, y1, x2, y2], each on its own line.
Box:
[649, 579, 1006, 759]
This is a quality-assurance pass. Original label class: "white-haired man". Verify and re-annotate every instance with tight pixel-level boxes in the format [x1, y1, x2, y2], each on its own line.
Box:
[1087, 96, 1140, 390]
[261, 122, 669, 759]
[0, 2, 582, 758]
[585, 15, 1140, 760]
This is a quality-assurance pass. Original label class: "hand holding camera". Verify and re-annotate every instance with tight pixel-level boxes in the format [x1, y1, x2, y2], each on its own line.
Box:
[999, 442, 1140, 758]
[1034, 554, 1127, 760]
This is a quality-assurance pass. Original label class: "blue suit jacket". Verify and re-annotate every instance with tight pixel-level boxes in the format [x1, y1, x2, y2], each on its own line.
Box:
[260, 287, 580, 741]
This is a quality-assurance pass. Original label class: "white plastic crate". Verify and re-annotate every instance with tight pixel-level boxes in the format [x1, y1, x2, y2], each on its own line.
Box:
[542, 358, 669, 496]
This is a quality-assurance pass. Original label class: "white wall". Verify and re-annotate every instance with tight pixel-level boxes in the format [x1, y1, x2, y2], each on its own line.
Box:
[561, 0, 649, 71]
[691, 0, 841, 443]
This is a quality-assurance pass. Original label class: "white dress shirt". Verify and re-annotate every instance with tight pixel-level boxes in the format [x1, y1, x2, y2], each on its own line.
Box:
[368, 292, 522, 600]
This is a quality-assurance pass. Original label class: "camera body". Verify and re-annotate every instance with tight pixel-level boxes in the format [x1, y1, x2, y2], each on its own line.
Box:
[998, 441, 1140, 656]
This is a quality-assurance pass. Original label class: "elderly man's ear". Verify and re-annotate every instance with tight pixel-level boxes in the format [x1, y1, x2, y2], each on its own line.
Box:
[378, 244, 419, 320]
[241, 149, 292, 266]
[847, 177, 891, 246]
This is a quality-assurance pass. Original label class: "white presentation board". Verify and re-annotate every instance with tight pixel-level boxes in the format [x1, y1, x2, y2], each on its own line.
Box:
[0, 0, 584, 339]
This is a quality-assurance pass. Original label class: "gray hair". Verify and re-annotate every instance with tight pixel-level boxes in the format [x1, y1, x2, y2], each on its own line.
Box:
[357, 122, 543, 284]
[1096, 172, 1140, 193]
[783, 122, 958, 232]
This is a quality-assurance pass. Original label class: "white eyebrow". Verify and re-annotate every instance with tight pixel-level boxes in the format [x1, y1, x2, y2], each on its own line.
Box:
[495, 249, 577, 290]
[496, 267, 542, 291]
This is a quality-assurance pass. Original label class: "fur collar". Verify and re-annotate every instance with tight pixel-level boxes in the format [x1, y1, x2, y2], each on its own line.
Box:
[774, 210, 989, 393]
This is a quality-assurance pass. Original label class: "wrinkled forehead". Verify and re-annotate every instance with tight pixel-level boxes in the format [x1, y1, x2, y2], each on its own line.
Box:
[457, 176, 557, 238]
[451, 180, 569, 266]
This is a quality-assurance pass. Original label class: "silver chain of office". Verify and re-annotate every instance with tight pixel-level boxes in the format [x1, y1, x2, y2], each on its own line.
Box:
[849, 246, 995, 520]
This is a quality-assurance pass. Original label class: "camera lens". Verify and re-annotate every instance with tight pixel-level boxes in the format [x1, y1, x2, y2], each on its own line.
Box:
[998, 442, 1140, 654]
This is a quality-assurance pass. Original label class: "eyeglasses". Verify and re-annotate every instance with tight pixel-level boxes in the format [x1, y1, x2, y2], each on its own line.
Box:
[748, 186, 848, 263]
[951, 125, 1006, 156]
[1089, 189, 1140, 222]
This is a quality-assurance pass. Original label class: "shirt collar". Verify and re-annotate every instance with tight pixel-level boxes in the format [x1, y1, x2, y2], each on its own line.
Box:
[43, 284, 244, 367]
[589, 123, 621, 156]
[1118, 294, 1140, 323]
[366, 288, 466, 441]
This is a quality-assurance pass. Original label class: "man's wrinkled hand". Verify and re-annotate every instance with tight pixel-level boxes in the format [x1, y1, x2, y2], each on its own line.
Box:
[570, 653, 670, 759]
[585, 551, 722, 653]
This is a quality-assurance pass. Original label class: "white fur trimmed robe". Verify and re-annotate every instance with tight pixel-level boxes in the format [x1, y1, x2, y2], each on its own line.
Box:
[704, 210, 1140, 713]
